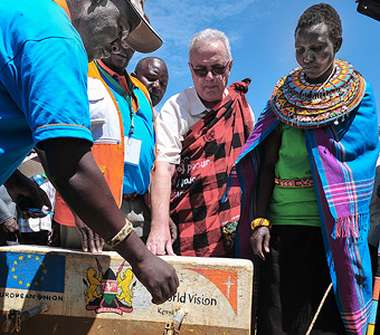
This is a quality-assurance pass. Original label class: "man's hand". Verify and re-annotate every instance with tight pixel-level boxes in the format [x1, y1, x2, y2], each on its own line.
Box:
[149, 161, 176, 256]
[39, 138, 179, 302]
[114, 232, 178, 304]
[0, 218, 19, 244]
[130, 249, 179, 304]
[146, 222, 175, 256]
[250, 226, 271, 260]
[5, 171, 51, 218]
[74, 215, 104, 253]
[1, 218, 19, 234]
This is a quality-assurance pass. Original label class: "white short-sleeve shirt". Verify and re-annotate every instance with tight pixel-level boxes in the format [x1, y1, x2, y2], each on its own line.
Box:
[155, 87, 254, 165]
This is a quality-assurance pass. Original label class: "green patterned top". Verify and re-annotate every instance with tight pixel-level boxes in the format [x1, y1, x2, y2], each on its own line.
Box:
[269, 125, 320, 226]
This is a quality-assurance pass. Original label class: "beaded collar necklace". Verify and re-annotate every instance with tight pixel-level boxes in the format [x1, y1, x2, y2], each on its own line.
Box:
[270, 59, 366, 129]
[310, 64, 337, 104]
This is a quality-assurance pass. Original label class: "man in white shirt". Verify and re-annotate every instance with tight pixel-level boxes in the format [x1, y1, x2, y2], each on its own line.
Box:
[147, 29, 254, 257]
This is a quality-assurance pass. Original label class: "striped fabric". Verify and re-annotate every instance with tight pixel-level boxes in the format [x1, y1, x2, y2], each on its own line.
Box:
[367, 243, 380, 335]
[236, 83, 379, 334]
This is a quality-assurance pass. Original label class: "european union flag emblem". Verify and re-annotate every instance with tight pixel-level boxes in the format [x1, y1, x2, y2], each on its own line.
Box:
[0, 252, 65, 293]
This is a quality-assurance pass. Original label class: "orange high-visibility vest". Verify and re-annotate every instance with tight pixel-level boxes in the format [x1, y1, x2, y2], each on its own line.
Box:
[52, 1, 124, 227]
[54, 61, 125, 227]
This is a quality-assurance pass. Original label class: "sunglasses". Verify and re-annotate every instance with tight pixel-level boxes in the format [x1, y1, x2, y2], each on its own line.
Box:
[190, 62, 230, 78]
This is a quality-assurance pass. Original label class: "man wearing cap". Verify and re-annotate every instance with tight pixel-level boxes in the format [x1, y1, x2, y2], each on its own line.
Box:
[146, 29, 254, 257]
[96, 50, 156, 240]
[55, 26, 160, 249]
[133, 57, 169, 107]
[0, 0, 178, 304]
[94, 1, 158, 242]
[54, 1, 161, 250]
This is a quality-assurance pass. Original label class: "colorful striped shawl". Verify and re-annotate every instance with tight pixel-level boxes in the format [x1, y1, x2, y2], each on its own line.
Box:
[236, 83, 379, 335]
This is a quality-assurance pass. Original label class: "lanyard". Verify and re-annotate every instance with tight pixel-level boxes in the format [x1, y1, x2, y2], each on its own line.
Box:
[96, 61, 136, 137]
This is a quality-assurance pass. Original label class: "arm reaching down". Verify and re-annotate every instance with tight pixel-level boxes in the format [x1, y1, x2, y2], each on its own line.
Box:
[147, 161, 176, 256]
[40, 138, 178, 304]
[250, 127, 281, 260]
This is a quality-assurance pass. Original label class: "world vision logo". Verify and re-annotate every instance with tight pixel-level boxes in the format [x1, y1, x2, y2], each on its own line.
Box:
[188, 268, 238, 314]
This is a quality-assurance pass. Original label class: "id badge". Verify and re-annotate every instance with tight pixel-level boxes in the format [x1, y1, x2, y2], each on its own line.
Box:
[124, 137, 142, 165]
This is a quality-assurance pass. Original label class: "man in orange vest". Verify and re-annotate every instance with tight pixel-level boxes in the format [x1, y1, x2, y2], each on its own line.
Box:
[55, 44, 158, 252]
[0, 0, 178, 304]
[54, 2, 158, 252]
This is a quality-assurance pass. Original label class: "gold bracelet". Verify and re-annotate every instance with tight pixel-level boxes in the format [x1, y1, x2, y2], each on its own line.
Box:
[250, 217, 271, 231]
[107, 220, 134, 248]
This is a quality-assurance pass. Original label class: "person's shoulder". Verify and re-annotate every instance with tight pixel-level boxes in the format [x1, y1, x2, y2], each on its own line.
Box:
[159, 93, 181, 116]
[363, 79, 374, 96]
[158, 88, 193, 124]
[162, 88, 194, 110]
[168, 87, 195, 101]
[171, 87, 199, 110]
[130, 76, 152, 104]
[5, 0, 81, 43]
[268, 74, 287, 103]
[349, 63, 376, 108]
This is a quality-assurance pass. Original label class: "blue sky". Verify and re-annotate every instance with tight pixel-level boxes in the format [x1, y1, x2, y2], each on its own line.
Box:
[128, 0, 380, 118]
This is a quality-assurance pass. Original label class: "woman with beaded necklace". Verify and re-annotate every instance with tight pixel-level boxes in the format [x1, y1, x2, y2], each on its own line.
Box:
[236, 3, 378, 335]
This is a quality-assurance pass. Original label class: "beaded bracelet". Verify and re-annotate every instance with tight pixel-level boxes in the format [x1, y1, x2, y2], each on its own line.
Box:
[250, 217, 271, 231]
[107, 221, 134, 248]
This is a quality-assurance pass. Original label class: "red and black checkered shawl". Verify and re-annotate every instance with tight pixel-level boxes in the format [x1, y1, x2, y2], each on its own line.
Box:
[170, 80, 253, 257]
